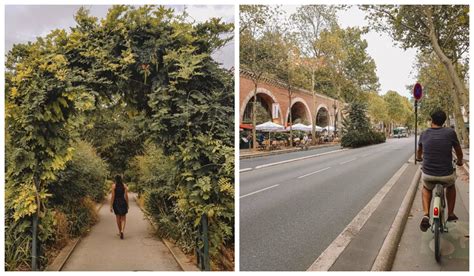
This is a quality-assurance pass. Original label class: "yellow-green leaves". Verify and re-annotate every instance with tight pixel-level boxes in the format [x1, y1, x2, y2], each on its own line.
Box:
[10, 87, 18, 98]
[12, 184, 51, 221]
[164, 46, 208, 84]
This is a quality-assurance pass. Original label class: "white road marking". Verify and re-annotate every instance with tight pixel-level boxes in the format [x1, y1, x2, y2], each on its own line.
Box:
[254, 149, 347, 170]
[307, 162, 410, 271]
[297, 167, 331, 179]
[339, 158, 356, 165]
[240, 168, 253, 173]
[240, 184, 280, 199]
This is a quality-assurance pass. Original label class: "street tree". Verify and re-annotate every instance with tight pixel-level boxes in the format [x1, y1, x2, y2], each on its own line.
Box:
[363, 5, 469, 145]
[367, 91, 389, 132]
[240, 5, 282, 150]
[339, 27, 380, 98]
[291, 5, 339, 143]
[416, 52, 469, 145]
[265, 29, 302, 146]
[383, 90, 412, 134]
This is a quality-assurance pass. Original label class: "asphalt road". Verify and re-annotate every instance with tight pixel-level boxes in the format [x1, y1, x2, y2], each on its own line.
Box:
[240, 145, 341, 170]
[240, 138, 414, 271]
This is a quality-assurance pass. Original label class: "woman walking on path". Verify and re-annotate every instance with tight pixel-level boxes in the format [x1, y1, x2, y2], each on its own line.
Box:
[110, 175, 129, 239]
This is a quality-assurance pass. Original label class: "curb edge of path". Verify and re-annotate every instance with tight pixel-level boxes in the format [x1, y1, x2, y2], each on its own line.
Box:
[371, 165, 422, 271]
[240, 143, 340, 160]
[46, 200, 106, 271]
[134, 196, 199, 272]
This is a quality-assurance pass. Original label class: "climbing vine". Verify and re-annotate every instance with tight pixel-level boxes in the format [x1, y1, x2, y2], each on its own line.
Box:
[6, 5, 234, 270]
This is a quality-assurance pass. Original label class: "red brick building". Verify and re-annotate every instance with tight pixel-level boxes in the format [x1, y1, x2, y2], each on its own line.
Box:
[240, 70, 343, 130]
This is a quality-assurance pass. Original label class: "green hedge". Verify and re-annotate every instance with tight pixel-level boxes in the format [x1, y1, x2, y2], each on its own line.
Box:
[341, 130, 386, 148]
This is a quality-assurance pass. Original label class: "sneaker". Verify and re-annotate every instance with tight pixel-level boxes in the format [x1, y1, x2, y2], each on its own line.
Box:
[420, 215, 430, 232]
[447, 214, 458, 221]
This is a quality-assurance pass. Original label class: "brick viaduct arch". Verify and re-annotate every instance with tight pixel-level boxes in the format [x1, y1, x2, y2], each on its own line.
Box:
[240, 71, 343, 130]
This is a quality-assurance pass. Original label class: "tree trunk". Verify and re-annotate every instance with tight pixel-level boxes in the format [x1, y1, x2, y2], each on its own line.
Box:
[311, 69, 316, 145]
[450, 85, 469, 147]
[289, 87, 293, 147]
[425, 7, 469, 119]
[252, 81, 258, 151]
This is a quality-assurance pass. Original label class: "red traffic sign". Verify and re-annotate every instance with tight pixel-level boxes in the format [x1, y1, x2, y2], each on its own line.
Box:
[413, 83, 422, 100]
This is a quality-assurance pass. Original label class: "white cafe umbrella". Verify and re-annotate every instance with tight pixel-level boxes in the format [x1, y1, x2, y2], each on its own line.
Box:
[256, 121, 284, 149]
[291, 123, 312, 132]
[256, 121, 284, 132]
[315, 125, 324, 132]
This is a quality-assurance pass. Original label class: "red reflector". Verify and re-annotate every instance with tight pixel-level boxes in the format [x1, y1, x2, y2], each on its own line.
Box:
[434, 207, 439, 216]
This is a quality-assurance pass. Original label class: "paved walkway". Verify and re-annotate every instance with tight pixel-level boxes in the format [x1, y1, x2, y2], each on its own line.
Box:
[392, 166, 469, 271]
[62, 194, 181, 271]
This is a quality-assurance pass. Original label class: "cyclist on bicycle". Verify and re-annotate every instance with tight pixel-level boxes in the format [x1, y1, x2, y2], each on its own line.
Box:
[416, 110, 463, 232]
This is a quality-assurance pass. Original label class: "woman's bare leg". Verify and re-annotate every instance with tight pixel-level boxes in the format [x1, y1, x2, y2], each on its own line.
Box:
[121, 215, 127, 233]
[115, 215, 121, 233]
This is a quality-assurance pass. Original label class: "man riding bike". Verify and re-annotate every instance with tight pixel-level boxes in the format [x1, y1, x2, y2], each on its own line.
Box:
[416, 110, 463, 232]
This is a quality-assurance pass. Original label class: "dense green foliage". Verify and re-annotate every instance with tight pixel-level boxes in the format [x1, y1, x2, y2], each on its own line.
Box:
[81, 107, 145, 175]
[341, 102, 386, 148]
[6, 5, 234, 270]
[5, 140, 107, 270]
[49, 141, 108, 204]
[131, 142, 234, 260]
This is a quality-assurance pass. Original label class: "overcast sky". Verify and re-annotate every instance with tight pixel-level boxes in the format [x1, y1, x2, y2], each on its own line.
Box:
[283, 5, 418, 98]
[5, 5, 235, 69]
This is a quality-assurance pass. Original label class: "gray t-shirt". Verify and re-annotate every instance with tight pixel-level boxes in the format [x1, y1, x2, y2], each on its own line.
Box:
[418, 127, 459, 176]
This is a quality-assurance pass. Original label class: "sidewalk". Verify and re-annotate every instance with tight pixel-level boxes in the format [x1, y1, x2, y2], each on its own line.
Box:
[240, 142, 340, 159]
[392, 165, 469, 271]
[61, 193, 181, 271]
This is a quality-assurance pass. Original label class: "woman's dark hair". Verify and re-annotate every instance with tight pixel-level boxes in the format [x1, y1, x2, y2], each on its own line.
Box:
[430, 110, 447, 126]
[115, 174, 124, 189]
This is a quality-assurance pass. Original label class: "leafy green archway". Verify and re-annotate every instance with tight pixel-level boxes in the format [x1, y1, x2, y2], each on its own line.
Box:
[6, 6, 234, 270]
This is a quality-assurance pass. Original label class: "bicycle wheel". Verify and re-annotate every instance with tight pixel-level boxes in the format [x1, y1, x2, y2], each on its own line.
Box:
[434, 218, 441, 262]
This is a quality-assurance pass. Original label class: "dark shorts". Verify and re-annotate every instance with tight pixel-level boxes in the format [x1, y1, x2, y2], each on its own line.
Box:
[422, 171, 456, 190]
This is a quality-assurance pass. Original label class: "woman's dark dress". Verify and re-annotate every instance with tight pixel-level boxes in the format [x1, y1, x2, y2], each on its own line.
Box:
[113, 184, 128, 215]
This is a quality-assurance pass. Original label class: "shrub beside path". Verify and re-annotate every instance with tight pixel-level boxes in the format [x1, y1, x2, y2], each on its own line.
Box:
[61, 193, 181, 271]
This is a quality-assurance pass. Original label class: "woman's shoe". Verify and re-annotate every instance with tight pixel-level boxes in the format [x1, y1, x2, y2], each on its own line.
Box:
[120, 232, 124, 239]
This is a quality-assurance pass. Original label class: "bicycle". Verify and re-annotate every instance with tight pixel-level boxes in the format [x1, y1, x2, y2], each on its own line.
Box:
[432, 160, 458, 262]
[431, 179, 448, 263]
[417, 159, 457, 262]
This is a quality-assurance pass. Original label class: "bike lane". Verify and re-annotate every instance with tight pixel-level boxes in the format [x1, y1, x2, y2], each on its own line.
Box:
[392, 166, 469, 271]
